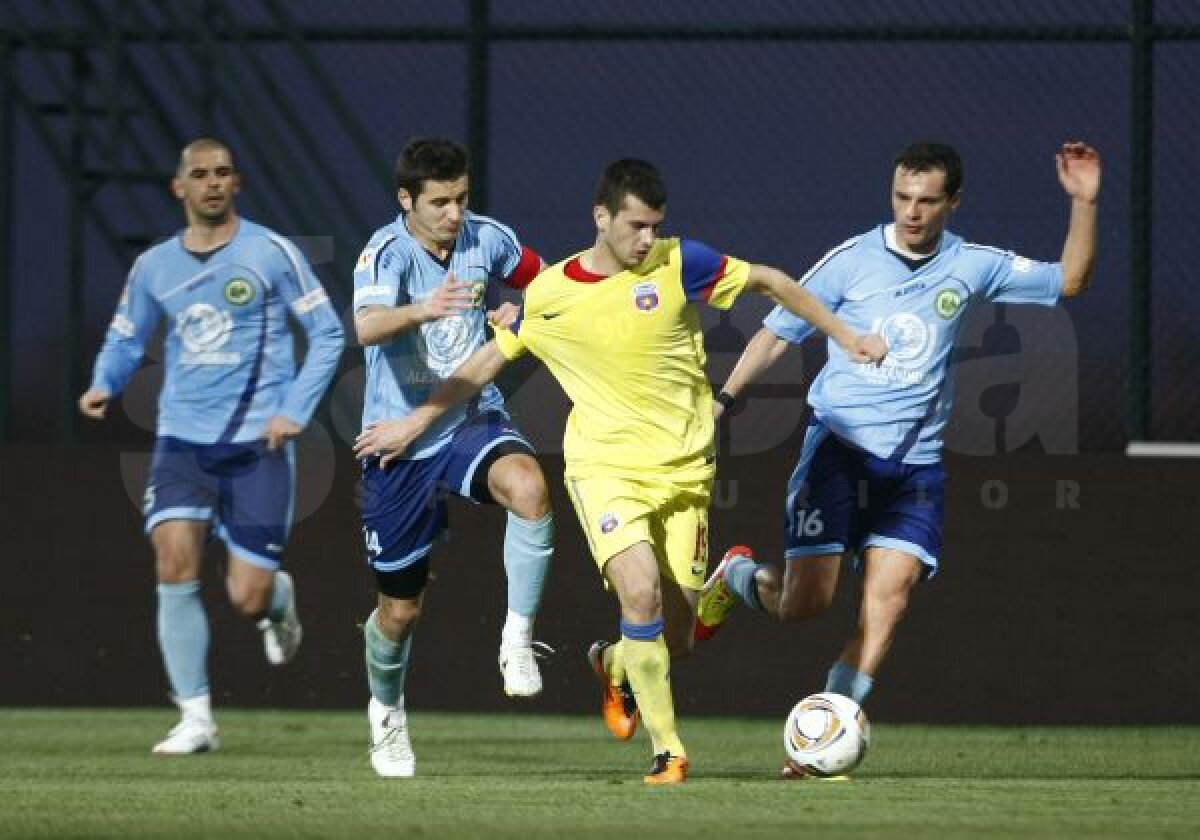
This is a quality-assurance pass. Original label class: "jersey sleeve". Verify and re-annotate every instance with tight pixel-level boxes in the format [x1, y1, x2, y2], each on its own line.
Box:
[89, 256, 160, 395]
[480, 219, 542, 290]
[981, 249, 1063, 306]
[270, 236, 345, 427]
[352, 237, 406, 311]
[678, 239, 749, 310]
[492, 304, 530, 360]
[763, 242, 852, 344]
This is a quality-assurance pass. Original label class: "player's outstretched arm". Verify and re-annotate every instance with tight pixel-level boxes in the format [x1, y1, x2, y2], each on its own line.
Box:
[355, 273, 474, 346]
[1056, 141, 1102, 297]
[714, 327, 790, 418]
[353, 340, 510, 467]
[746, 265, 887, 363]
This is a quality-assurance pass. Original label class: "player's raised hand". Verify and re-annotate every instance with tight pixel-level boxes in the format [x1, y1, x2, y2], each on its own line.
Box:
[1056, 142, 1101, 204]
[354, 418, 422, 468]
[264, 415, 303, 450]
[78, 387, 111, 419]
[487, 301, 521, 330]
[420, 272, 474, 322]
[846, 333, 888, 365]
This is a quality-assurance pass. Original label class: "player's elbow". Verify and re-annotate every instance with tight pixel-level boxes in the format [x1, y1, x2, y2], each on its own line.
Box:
[1060, 269, 1093, 298]
[746, 264, 789, 296]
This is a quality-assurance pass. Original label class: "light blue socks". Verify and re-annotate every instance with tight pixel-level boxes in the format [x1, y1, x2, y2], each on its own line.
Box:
[156, 580, 210, 699]
[825, 660, 875, 706]
[502, 511, 553, 618]
[364, 609, 413, 707]
[723, 554, 766, 612]
[266, 570, 292, 622]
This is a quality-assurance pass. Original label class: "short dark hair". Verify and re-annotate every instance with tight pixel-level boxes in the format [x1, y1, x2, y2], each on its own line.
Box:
[395, 137, 469, 198]
[893, 141, 963, 197]
[595, 158, 667, 215]
[177, 137, 234, 176]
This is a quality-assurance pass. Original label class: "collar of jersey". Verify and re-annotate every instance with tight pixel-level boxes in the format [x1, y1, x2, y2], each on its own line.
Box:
[563, 255, 609, 283]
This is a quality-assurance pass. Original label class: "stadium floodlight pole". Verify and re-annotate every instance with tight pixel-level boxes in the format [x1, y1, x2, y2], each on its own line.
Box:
[1130, 0, 1153, 442]
[467, 0, 490, 214]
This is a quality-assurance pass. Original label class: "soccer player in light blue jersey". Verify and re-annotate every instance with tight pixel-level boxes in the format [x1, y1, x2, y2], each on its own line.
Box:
[351, 138, 552, 777]
[695, 141, 1102, 776]
[79, 138, 345, 754]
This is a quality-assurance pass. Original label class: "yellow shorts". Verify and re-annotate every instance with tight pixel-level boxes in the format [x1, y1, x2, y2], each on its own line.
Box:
[564, 473, 711, 590]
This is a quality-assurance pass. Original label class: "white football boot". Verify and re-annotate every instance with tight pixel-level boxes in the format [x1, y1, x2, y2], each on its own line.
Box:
[498, 641, 543, 698]
[258, 571, 302, 665]
[368, 696, 415, 778]
[152, 696, 219, 755]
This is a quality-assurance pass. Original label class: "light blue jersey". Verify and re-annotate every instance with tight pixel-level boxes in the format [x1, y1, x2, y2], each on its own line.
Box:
[353, 211, 538, 459]
[766, 224, 1062, 464]
[90, 218, 345, 444]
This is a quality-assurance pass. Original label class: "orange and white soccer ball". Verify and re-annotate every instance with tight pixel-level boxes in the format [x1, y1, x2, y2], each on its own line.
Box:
[783, 692, 871, 776]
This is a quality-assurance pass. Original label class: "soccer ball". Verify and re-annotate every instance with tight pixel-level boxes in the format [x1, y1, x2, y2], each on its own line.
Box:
[783, 692, 870, 776]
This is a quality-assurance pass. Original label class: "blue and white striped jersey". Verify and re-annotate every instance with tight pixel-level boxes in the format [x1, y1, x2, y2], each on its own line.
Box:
[90, 218, 345, 444]
[765, 224, 1062, 464]
[352, 211, 538, 459]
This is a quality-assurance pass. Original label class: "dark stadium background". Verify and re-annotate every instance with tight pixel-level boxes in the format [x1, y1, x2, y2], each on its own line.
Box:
[1, 0, 1197, 723]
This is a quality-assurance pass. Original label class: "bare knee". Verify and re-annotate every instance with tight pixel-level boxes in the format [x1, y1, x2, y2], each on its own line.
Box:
[493, 458, 551, 520]
[226, 572, 273, 617]
[152, 531, 201, 584]
[376, 595, 423, 638]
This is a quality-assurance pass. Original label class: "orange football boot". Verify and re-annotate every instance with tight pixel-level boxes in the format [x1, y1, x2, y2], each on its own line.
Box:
[644, 751, 689, 785]
[587, 640, 639, 740]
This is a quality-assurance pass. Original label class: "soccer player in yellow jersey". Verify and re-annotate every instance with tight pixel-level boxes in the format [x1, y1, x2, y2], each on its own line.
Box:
[356, 159, 887, 783]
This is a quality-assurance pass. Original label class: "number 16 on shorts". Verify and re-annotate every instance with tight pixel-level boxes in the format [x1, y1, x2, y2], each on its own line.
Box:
[796, 509, 825, 537]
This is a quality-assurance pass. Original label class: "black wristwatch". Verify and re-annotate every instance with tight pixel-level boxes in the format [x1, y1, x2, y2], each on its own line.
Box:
[715, 390, 736, 410]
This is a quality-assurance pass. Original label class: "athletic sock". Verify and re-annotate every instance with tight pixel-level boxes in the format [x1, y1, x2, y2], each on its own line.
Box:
[364, 609, 412, 708]
[265, 570, 293, 623]
[156, 580, 211, 702]
[502, 511, 553, 619]
[723, 555, 766, 613]
[620, 619, 685, 757]
[825, 660, 875, 706]
[602, 638, 627, 686]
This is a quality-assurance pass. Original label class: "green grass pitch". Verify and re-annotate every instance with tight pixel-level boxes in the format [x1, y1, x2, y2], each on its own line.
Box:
[2, 709, 1198, 838]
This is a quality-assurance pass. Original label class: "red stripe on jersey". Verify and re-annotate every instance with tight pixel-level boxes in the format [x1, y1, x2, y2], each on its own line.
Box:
[699, 256, 729, 302]
[563, 256, 608, 283]
[504, 246, 543, 290]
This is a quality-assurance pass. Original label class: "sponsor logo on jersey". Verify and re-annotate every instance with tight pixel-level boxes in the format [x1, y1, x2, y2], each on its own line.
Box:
[599, 512, 619, 534]
[177, 302, 238, 364]
[224, 277, 255, 306]
[633, 282, 660, 312]
[934, 287, 963, 319]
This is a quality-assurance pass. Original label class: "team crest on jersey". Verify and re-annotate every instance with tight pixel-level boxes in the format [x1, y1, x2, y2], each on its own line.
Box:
[633, 282, 660, 312]
[934, 287, 963, 319]
[224, 277, 255, 306]
[599, 512, 620, 534]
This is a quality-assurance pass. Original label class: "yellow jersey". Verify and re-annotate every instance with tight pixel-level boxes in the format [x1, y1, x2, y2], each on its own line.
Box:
[494, 237, 749, 482]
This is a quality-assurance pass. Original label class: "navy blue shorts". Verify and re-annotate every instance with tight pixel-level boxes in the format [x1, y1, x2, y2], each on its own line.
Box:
[143, 436, 294, 569]
[358, 411, 533, 574]
[784, 422, 945, 578]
